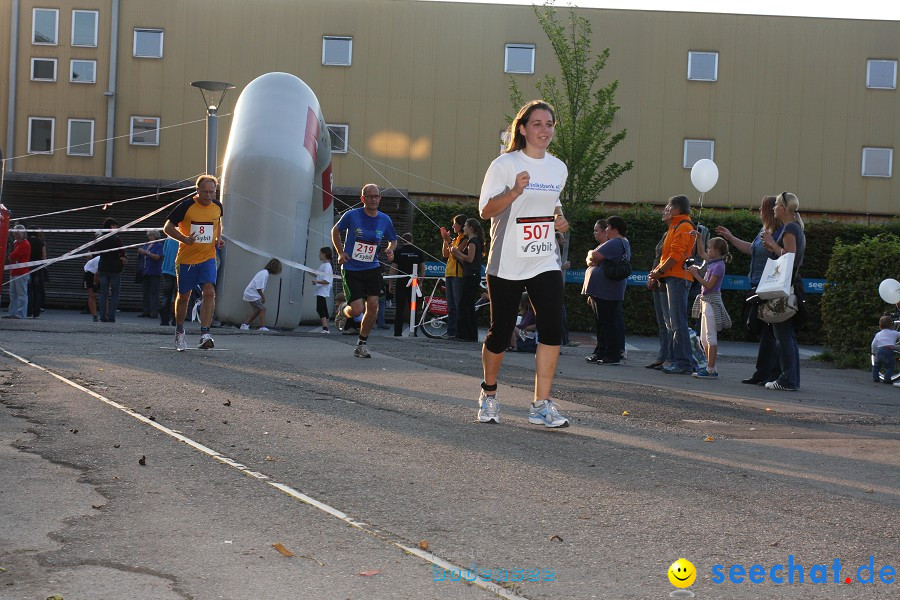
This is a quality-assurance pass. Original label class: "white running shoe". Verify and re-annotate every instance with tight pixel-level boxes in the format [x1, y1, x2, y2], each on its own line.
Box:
[335, 302, 348, 331]
[477, 390, 500, 423]
[175, 331, 187, 352]
[199, 333, 215, 349]
[239, 323, 250, 330]
[354, 344, 371, 358]
[258, 327, 270, 332]
[320, 328, 330, 334]
[528, 400, 569, 428]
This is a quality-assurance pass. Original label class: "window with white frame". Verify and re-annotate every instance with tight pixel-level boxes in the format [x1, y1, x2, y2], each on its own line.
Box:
[68, 119, 94, 156]
[505, 43, 535, 74]
[28, 117, 55, 154]
[688, 51, 718, 81]
[327, 124, 348, 153]
[70, 59, 96, 83]
[72, 10, 98, 47]
[867, 59, 897, 89]
[31, 58, 57, 81]
[32, 8, 59, 45]
[130, 116, 160, 145]
[683, 139, 714, 168]
[133, 28, 164, 58]
[322, 36, 352, 66]
[862, 147, 893, 177]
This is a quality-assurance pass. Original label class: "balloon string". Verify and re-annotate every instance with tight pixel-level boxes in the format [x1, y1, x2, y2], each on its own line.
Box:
[697, 191, 704, 229]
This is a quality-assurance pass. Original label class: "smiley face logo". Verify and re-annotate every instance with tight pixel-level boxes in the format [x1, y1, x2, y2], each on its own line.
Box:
[668, 558, 696, 588]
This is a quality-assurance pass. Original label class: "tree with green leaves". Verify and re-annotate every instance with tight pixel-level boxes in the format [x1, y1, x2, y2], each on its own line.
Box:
[509, 1, 633, 217]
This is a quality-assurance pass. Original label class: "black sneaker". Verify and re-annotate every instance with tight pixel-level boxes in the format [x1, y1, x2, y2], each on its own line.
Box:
[597, 359, 620, 366]
[585, 354, 601, 363]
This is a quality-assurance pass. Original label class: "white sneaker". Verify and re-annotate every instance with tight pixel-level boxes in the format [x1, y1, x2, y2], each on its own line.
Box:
[477, 390, 500, 423]
[175, 331, 187, 352]
[258, 327, 270, 332]
[335, 302, 348, 331]
[239, 323, 250, 331]
[528, 400, 569, 428]
[354, 344, 371, 358]
[320, 328, 330, 334]
[199, 333, 215, 349]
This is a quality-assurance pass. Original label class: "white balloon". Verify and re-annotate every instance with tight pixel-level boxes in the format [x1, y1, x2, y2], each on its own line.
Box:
[690, 159, 719, 193]
[879, 278, 900, 304]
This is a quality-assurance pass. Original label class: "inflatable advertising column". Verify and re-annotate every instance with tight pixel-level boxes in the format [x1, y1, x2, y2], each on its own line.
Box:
[217, 72, 333, 329]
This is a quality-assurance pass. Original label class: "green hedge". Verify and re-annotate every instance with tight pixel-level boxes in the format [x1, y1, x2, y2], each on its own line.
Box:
[411, 201, 900, 345]
[820, 234, 900, 368]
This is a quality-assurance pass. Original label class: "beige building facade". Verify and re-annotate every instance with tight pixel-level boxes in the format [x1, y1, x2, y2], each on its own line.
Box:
[2, 0, 898, 215]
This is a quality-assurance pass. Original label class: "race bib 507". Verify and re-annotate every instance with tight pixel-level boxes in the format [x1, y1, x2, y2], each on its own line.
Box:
[516, 216, 555, 258]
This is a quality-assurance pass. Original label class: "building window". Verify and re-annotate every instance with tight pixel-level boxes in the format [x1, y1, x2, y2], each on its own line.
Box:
[867, 59, 897, 89]
[327, 124, 348, 153]
[32, 8, 59, 45]
[72, 10, 98, 47]
[688, 51, 718, 81]
[133, 28, 164, 58]
[322, 36, 352, 66]
[505, 43, 535, 74]
[683, 139, 714, 168]
[130, 116, 160, 145]
[68, 119, 94, 156]
[862, 147, 893, 177]
[28, 117, 55, 154]
[31, 58, 57, 82]
[70, 59, 97, 83]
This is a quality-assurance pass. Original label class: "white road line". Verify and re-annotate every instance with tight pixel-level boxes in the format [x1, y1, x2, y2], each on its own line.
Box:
[0, 346, 527, 600]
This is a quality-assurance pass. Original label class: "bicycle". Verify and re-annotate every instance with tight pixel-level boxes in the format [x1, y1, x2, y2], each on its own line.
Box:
[417, 277, 490, 339]
[871, 310, 900, 383]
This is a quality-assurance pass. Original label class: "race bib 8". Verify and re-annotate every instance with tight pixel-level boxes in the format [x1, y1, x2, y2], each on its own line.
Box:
[351, 241, 377, 262]
[190, 222, 214, 244]
[516, 216, 555, 258]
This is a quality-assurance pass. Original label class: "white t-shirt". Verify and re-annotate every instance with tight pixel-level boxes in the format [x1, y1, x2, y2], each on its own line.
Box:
[872, 328, 900, 352]
[478, 150, 567, 280]
[243, 269, 270, 302]
[315, 262, 333, 297]
[84, 256, 100, 274]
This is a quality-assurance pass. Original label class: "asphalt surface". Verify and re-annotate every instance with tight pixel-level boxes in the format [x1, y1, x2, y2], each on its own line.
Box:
[0, 310, 897, 600]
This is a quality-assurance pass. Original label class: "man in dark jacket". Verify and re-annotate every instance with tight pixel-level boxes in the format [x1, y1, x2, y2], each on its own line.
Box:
[93, 218, 127, 322]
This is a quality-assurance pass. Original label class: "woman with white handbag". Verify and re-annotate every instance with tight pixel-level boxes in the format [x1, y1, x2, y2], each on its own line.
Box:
[715, 196, 783, 385]
[757, 192, 806, 391]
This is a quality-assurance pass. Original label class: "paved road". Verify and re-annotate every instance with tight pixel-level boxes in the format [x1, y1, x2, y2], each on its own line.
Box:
[0, 312, 897, 599]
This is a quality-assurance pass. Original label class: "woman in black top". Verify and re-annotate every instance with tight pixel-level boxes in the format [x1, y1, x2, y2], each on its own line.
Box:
[450, 218, 485, 342]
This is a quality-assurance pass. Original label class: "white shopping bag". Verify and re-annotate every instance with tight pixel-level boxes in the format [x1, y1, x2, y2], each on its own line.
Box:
[755, 253, 794, 299]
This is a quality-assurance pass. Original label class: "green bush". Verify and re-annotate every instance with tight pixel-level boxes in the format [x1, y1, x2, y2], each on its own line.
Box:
[411, 201, 899, 345]
[821, 233, 900, 368]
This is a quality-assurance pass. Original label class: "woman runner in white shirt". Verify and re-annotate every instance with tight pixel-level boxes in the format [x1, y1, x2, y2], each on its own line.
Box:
[476, 100, 570, 428]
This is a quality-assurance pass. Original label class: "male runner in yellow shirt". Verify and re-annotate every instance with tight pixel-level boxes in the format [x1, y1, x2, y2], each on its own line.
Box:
[163, 174, 224, 351]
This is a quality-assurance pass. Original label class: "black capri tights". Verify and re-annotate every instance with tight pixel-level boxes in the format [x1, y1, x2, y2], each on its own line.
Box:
[316, 296, 329, 320]
[484, 270, 564, 354]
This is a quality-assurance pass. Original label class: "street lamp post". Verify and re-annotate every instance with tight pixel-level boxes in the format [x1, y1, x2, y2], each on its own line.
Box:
[190, 80, 235, 176]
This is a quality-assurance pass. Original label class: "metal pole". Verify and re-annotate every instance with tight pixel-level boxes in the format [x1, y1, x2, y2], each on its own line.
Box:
[206, 107, 218, 176]
[104, 0, 119, 177]
[5, 0, 20, 173]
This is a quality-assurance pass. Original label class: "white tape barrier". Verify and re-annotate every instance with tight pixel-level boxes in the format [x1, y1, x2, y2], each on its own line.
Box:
[3, 192, 191, 287]
[222, 235, 436, 281]
[16, 227, 163, 234]
[3, 241, 148, 271]
[9, 185, 194, 223]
